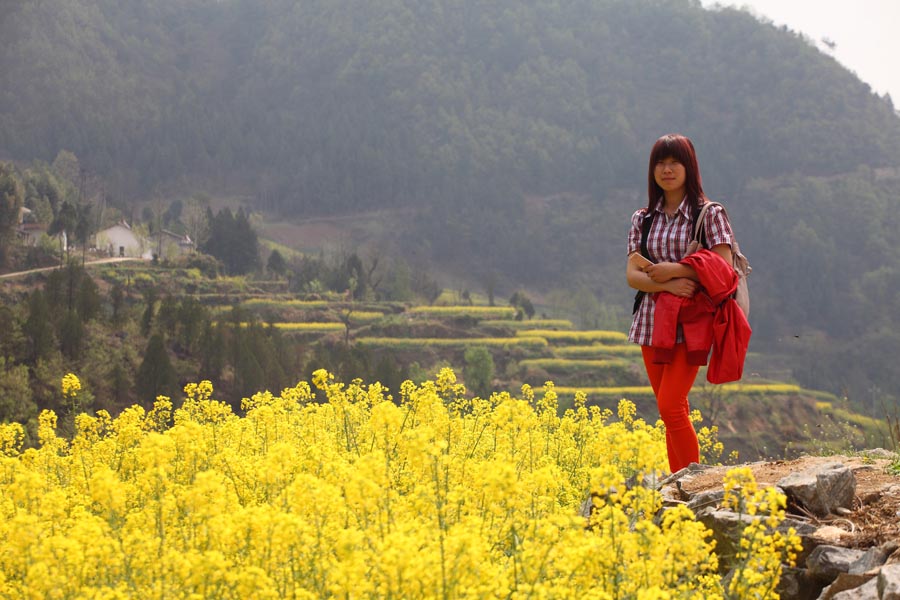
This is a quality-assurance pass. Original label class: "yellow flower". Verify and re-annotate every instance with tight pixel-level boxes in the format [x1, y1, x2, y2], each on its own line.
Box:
[0, 422, 24, 457]
[61, 373, 82, 400]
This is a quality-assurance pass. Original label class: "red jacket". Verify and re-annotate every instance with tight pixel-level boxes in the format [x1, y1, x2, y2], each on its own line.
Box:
[651, 249, 752, 383]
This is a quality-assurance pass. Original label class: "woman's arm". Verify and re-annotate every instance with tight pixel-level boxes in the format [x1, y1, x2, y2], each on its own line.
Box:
[643, 261, 696, 283]
[643, 243, 733, 283]
[626, 254, 698, 297]
[710, 243, 732, 265]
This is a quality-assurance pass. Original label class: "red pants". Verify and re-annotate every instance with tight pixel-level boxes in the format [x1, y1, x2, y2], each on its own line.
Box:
[641, 344, 700, 473]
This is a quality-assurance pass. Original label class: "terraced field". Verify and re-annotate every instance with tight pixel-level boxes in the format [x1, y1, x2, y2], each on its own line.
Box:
[89, 261, 878, 459]
[214, 294, 809, 412]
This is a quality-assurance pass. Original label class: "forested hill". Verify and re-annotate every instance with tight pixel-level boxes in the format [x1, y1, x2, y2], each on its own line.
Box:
[2, 0, 898, 203]
[4, 0, 900, 409]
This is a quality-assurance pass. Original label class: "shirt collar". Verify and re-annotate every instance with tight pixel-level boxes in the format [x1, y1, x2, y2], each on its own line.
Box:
[654, 196, 691, 219]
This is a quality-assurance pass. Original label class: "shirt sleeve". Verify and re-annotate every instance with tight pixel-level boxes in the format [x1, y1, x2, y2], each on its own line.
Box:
[704, 204, 734, 249]
[627, 209, 645, 255]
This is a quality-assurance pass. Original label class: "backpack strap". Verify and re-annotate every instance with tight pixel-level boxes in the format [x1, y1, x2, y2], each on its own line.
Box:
[632, 210, 655, 314]
[639, 209, 654, 260]
[692, 201, 717, 247]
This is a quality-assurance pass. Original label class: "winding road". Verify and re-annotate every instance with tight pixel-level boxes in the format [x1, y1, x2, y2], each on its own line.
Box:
[0, 256, 145, 279]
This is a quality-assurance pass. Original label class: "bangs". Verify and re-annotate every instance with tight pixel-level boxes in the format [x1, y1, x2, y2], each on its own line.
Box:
[646, 133, 705, 210]
[649, 135, 694, 165]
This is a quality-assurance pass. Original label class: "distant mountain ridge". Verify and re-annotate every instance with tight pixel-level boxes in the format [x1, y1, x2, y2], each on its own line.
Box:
[1, 0, 898, 203]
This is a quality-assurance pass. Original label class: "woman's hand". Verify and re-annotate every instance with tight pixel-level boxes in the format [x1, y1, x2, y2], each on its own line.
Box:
[644, 262, 682, 283]
[664, 278, 698, 298]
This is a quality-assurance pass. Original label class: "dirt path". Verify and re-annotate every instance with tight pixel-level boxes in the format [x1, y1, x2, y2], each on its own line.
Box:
[0, 257, 145, 279]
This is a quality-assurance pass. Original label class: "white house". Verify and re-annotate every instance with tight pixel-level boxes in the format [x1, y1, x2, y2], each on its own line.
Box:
[95, 221, 148, 258]
[16, 222, 52, 247]
[16, 207, 67, 250]
[96, 221, 194, 260]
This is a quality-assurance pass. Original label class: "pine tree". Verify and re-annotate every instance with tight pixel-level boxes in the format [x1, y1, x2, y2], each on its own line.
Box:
[0, 305, 26, 361]
[200, 208, 260, 274]
[463, 346, 494, 398]
[48, 201, 77, 264]
[58, 310, 85, 360]
[0, 162, 24, 269]
[198, 322, 225, 386]
[232, 208, 260, 274]
[135, 333, 177, 406]
[0, 358, 38, 427]
[108, 353, 133, 410]
[175, 297, 207, 356]
[110, 283, 125, 326]
[78, 274, 101, 321]
[141, 288, 158, 337]
[24, 290, 55, 364]
[74, 203, 93, 266]
[266, 249, 287, 278]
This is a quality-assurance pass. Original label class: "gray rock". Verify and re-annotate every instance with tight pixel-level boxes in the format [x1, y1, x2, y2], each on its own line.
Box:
[878, 563, 900, 599]
[657, 461, 712, 488]
[826, 577, 878, 600]
[695, 508, 757, 565]
[848, 546, 891, 575]
[807, 545, 868, 583]
[818, 573, 878, 600]
[663, 458, 900, 600]
[815, 563, 900, 600]
[778, 566, 827, 600]
[778, 463, 856, 517]
[782, 516, 824, 565]
[659, 484, 684, 506]
[624, 470, 665, 490]
[686, 490, 724, 512]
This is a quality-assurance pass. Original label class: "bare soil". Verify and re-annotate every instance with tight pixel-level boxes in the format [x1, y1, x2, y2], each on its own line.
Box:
[680, 455, 900, 548]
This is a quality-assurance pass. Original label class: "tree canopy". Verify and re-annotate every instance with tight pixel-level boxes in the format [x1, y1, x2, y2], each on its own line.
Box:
[1, 0, 896, 206]
[200, 208, 260, 275]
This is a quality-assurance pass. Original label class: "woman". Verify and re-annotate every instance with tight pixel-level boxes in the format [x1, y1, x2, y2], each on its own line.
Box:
[626, 134, 734, 473]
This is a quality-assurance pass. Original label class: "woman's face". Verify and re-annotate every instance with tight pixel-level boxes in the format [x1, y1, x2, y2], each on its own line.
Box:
[654, 157, 686, 196]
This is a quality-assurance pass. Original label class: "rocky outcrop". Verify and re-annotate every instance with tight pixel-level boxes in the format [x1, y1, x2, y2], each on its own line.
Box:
[659, 456, 900, 600]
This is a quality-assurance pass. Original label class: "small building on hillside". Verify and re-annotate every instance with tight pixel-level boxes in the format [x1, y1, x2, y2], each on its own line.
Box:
[17, 206, 32, 224]
[16, 222, 55, 247]
[96, 221, 194, 260]
[149, 229, 194, 259]
[95, 221, 148, 258]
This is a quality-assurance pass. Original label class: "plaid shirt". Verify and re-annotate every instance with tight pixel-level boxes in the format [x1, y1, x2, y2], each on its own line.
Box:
[627, 199, 734, 346]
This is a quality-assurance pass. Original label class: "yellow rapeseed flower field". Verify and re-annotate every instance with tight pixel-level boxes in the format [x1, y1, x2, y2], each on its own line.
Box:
[554, 343, 643, 358]
[268, 322, 345, 332]
[491, 319, 575, 330]
[356, 337, 549, 349]
[241, 298, 330, 310]
[0, 372, 797, 598]
[516, 330, 629, 344]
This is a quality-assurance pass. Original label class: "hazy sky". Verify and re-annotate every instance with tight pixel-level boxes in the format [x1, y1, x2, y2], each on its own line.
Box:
[700, 0, 900, 102]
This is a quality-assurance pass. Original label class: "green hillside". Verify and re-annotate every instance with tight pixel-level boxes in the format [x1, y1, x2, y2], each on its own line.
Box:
[3, 0, 898, 199]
